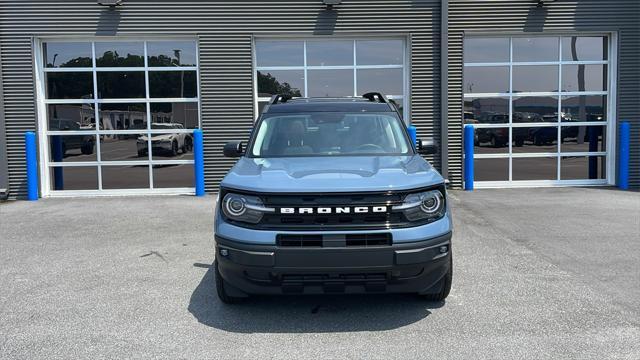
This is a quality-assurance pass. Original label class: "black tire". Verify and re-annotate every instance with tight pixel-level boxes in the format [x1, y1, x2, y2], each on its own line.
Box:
[490, 136, 503, 148]
[137, 150, 146, 157]
[185, 137, 193, 152]
[171, 140, 178, 156]
[422, 256, 452, 302]
[515, 138, 524, 147]
[81, 141, 94, 155]
[534, 135, 543, 146]
[215, 261, 243, 304]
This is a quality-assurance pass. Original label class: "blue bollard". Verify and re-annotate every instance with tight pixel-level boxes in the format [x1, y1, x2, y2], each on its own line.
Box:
[464, 125, 474, 191]
[25, 132, 39, 201]
[618, 122, 630, 190]
[407, 125, 417, 148]
[193, 129, 205, 196]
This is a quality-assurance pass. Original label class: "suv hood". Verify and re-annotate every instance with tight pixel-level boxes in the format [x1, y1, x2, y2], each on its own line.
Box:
[221, 155, 444, 193]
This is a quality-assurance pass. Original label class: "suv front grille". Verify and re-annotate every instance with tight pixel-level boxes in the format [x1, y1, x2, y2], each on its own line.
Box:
[258, 192, 406, 230]
[220, 187, 445, 230]
[263, 212, 405, 228]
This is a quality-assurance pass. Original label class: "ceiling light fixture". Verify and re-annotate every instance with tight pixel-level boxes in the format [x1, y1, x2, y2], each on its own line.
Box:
[322, 0, 341, 10]
[536, 0, 557, 7]
[97, 0, 122, 8]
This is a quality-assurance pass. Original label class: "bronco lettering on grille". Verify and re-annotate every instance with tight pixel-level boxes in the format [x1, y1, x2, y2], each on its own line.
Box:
[278, 206, 388, 214]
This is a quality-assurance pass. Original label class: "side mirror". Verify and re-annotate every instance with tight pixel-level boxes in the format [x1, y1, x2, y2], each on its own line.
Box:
[223, 141, 245, 157]
[417, 138, 438, 155]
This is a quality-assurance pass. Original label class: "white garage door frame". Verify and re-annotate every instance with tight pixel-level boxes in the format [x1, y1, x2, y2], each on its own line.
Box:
[462, 32, 617, 188]
[252, 36, 410, 122]
[33, 36, 201, 197]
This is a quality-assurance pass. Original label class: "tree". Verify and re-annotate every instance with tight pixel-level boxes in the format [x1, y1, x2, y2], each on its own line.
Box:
[257, 71, 302, 98]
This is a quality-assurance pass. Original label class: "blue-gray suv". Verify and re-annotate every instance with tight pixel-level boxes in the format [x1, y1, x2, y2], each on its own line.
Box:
[214, 93, 453, 303]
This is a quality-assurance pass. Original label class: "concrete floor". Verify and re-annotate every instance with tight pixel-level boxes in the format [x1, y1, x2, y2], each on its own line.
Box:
[0, 188, 638, 359]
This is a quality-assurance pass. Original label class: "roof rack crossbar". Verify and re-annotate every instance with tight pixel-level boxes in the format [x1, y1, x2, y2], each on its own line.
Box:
[362, 92, 388, 103]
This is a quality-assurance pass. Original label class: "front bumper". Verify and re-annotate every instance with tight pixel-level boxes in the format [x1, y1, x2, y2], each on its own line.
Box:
[215, 231, 452, 295]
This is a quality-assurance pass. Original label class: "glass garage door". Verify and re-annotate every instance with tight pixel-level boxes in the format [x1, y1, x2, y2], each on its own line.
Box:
[463, 36, 612, 187]
[39, 39, 200, 195]
[254, 38, 407, 119]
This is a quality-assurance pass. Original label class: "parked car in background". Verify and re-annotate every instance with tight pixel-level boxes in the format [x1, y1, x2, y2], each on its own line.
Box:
[559, 112, 582, 141]
[49, 118, 95, 156]
[513, 112, 543, 147]
[464, 111, 481, 145]
[521, 112, 572, 146]
[122, 121, 148, 139]
[476, 113, 509, 147]
[464, 111, 478, 125]
[136, 123, 193, 157]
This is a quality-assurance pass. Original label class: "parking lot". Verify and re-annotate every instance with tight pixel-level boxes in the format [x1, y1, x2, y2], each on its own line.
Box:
[1, 188, 639, 359]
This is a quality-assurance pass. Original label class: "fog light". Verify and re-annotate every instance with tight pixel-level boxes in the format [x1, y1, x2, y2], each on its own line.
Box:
[439, 246, 448, 254]
[219, 248, 229, 257]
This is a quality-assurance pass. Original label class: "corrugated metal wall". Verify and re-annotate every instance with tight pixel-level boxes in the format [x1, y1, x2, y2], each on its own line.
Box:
[0, 36, 35, 199]
[0, 0, 441, 198]
[448, 0, 640, 188]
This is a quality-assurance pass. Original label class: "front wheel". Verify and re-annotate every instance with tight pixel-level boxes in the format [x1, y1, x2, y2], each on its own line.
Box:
[534, 135, 544, 146]
[171, 140, 179, 156]
[184, 136, 193, 153]
[215, 261, 244, 304]
[490, 136, 503, 148]
[81, 141, 95, 155]
[421, 256, 452, 302]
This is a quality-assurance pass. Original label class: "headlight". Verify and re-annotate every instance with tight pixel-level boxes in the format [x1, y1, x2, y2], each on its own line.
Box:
[221, 192, 274, 224]
[393, 189, 445, 222]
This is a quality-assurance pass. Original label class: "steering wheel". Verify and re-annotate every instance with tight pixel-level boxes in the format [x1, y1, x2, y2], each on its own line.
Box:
[355, 143, 384, 152]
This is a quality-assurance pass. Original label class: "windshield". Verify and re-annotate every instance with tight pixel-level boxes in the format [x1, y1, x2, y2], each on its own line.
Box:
[249, 112, 411, 157]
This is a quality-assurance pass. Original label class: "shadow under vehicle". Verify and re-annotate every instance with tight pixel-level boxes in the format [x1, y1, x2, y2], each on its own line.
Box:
[136, 123, 193, 157]
[188, 261, 442, 333]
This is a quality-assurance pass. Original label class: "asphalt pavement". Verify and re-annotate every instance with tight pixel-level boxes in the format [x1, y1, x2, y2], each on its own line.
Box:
[0, 188, 638, 359]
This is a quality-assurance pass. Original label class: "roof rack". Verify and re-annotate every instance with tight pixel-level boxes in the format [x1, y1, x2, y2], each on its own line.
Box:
[362, 92, 388, 103]
[260, 94, 291, 115]
[269, 94, 291, 105]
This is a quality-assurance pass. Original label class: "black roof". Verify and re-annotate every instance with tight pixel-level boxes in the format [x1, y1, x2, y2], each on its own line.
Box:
[263, 95, 398, 114]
